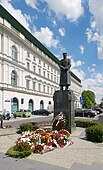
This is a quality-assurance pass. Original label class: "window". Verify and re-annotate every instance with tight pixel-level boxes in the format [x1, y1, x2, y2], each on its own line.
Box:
[47, 86, 49, 93]
[57, 77, 59, 84]
[12, 45, 17, 60]
[11, 70, 17, 87]
[39, 59, 41, 65]
[51, 74, 53, 81]
[21, 98, 24, 104]
[33, 82, 35, 91]
[33, 65, 35, 73]
[51, 88, 53, 94]
[33, 55, 35, 61]
[40, 100, 44, 109]
[43, 71, 45, 77]
[43, 85, 45, 93]
[54, 75, 56, 82]
[39, 68, 41, 75]
[27, 52, 30, 58]
[47, 73, 49, 79]
[43, 62, 45, 67]
[26, 80, 30, 90]
[38, 83, 41, 92]
[27, 62, 30, 70]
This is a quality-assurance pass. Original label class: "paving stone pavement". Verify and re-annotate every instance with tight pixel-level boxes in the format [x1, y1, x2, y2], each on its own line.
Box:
[0, 127, 103, 169]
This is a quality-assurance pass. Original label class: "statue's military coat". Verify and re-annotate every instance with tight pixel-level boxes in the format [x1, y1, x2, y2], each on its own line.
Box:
[59, 58, 71, 86]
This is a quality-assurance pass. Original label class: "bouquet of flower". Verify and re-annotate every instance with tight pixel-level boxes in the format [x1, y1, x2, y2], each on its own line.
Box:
[52, 112, 67, 131]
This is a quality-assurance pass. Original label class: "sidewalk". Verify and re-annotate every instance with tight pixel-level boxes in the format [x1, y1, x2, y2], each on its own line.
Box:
[27, 127, 103, 169]
[0, 127, 103, 169]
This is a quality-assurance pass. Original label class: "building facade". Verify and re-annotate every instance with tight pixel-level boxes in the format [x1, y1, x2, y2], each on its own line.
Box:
[0, 5, 82, 115]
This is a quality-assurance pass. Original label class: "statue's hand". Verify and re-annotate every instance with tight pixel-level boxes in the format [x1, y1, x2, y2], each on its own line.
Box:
[65, 67, 69, 71]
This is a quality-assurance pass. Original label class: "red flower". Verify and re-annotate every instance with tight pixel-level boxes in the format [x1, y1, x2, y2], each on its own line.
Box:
[33, 144, 44, 153]
[59, 129, 70, 137]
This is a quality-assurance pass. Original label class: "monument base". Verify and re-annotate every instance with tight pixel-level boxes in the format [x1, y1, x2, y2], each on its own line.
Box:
[53, 90, 76, 133]
[68, 123, 76, 134]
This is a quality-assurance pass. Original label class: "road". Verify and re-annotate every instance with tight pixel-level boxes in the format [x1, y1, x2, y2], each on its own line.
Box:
[95, 114, 103, 122]
[3, 113, 103, 130]
[3, 114, 53, 129]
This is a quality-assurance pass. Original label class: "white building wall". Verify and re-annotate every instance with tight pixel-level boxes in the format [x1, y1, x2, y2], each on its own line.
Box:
[0, 90, 2, 111]
[2, 90, 54, 112]
[0, 61, 2, 83]
[0, 16, 82, 114]
[0, 33, 2, 52]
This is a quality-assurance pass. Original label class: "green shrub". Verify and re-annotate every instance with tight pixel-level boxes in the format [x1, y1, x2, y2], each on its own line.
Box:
[6, 146, 20, 158]
[19, 122, 39, 133]
[19, 123, 33, 132]
[86, 124, 103, 142]
[30, 122, 39, 131]
[75, 120, 98, 128]
[6, 145, 32, 158]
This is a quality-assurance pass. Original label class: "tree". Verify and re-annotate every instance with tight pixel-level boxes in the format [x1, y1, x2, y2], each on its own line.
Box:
[99, 98, 103, 108]
[82, 90, 95, 109]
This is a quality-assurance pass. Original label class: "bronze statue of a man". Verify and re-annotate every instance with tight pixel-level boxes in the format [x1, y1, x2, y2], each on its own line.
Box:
[59, 53, 71, 90]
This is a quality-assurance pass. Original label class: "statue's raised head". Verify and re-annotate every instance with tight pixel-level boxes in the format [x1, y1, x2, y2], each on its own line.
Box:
[63, 53, 67, 59]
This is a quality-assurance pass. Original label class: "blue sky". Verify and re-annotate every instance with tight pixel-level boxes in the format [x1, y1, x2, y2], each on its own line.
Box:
[0, 0, 103, 104]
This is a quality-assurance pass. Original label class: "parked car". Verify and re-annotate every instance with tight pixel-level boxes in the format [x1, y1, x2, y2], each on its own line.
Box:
[75, 108, 83, 117]
[83, 109, 97, 118]
[95, 108, 103, 114]
[32, 109, 51, 116]
[75, 108, 97, 118]
[13, 109, 31, 118]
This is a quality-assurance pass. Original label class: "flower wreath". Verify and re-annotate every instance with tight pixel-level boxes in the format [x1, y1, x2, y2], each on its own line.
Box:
[52, 112, 67, 131]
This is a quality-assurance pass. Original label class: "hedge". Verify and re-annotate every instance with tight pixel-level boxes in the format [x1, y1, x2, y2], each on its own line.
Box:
[86, 124, 103, 142]
[75, 120, 98, 128]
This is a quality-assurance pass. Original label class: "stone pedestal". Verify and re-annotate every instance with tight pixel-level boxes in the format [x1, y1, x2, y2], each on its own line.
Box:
[53, 90, 76, 133]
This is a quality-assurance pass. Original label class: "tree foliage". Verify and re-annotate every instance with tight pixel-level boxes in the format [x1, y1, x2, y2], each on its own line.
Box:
[99, 98, 103, 108]
[82, 90, 95, 108]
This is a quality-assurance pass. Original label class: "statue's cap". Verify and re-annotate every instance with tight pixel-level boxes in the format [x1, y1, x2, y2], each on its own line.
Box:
[63, 53, 67, 57]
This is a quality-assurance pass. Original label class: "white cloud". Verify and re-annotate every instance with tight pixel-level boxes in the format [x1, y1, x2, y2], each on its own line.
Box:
[52, 20, 57, 26]
[34, 27, 59, 48]
[95, 73, 103, 84]
[86, 28, 93, 42]
[71, 59, 84, 68]
[58, 28, 65, 36]
[24, 0, 38, 9]
[70, 58, 85, 80]
[79, 45, 84, 54]
[87, 1, 103, 60]
[82, 72, 103, 103]
[72, 68, 85, 80]
[89, 0, 103, 34]
[91, 20, 96, 29]
[86, 27, 103, 60]
[44, 0, 84, 22]
[0, 0, 30, 31]
[88, 64, 96, 73]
